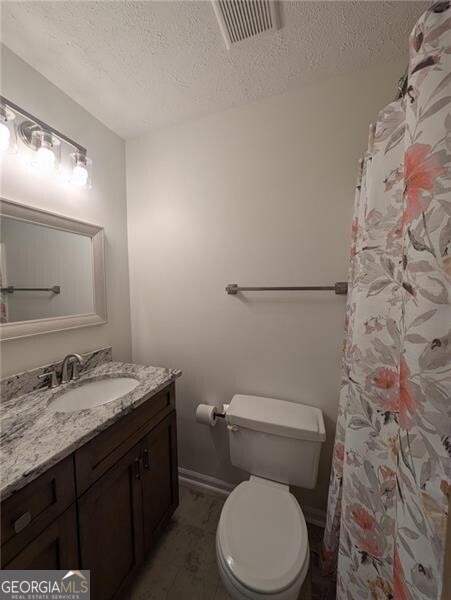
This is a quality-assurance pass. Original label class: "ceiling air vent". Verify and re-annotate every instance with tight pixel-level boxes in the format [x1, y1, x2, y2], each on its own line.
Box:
[212, 0, 279, 49]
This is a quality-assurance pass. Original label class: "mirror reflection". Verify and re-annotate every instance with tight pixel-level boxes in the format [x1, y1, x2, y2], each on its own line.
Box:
[0, 216, 94, 323]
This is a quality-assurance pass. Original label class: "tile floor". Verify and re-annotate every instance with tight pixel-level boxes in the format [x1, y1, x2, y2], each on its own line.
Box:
[128, 484, 336, 600]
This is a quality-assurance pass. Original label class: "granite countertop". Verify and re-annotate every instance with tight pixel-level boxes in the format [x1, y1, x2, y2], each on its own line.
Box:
[0, 361, 181, 501]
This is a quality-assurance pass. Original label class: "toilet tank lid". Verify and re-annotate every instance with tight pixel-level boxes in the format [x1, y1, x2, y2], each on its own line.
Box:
[227, 395, 326, 442]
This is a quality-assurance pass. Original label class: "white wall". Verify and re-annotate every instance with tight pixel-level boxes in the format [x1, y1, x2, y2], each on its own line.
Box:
[0, 46, 132, 375]
[2, 218, 93, 322]
[126, 59, 405, 513]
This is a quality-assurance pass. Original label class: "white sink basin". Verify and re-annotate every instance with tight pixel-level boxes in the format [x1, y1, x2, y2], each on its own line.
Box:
[49, 376, 139, 413]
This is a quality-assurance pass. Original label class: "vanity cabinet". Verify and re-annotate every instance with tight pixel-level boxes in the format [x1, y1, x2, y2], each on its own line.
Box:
[1, 383, 178, 600]
[1, 455, 76, 566]
[74, 382, 174, 494]
[78, 412, 178, 599]
[141, 412, 178, 554]
[78, 441, 145, 599]
[4, 506, 79, 570]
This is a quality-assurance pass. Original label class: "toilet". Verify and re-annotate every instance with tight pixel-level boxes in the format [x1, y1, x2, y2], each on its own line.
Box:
[216, 394, 326, 600]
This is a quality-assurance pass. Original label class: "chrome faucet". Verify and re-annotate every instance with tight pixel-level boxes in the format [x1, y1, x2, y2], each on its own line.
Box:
[61, 353, 84, 384]
[38, 369, 59, 389]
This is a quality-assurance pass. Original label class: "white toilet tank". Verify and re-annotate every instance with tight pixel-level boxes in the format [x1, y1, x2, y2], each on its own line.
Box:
[226, 394, 326, 489]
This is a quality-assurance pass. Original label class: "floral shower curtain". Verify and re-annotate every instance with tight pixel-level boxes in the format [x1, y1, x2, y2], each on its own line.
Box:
[322, 4, 451, 599]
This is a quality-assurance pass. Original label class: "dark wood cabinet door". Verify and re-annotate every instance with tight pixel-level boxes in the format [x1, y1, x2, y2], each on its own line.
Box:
[4, 505, 78, 570]
[78, 442, 144, 600]
[141, 411, 179, 553]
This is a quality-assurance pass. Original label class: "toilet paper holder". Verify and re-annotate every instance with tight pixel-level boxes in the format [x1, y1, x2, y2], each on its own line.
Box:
[214, 403, 229, 420]
[196, 403, 230, 427]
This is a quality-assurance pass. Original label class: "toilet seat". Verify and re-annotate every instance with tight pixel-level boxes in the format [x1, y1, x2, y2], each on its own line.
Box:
[217, 477, 309, 596]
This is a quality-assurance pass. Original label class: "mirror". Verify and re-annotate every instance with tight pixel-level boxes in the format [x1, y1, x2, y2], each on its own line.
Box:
[0, 198, 106, 340]
[1, 217, 94, 322]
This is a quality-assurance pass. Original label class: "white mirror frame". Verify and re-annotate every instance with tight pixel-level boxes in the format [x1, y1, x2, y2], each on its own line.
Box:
[0, 198, 107, 341]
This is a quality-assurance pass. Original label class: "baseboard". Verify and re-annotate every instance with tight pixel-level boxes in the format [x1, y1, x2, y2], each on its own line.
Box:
[179, 467, 235, 498]
[302, 506, 327, 528]
[178, 467, 327, 528]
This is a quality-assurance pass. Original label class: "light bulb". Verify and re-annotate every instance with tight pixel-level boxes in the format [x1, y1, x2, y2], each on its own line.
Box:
[71, 164, 88, 187]
[0, 122, 11, 152]
[34, 145, 55, 172]
[70, 151, 91, 188]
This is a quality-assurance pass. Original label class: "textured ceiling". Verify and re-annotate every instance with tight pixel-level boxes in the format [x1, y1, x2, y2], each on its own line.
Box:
[1, 1, 428, 139]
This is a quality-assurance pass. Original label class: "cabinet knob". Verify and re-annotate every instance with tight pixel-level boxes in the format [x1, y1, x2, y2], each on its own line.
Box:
[14, 511, 31, 533]
[134, 457, 143, 480]
[143, 449, 151, 471]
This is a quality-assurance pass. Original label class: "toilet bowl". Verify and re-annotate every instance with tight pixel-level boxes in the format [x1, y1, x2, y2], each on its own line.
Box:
[214, 394, 325, 600]
[216, 477, 310, 600]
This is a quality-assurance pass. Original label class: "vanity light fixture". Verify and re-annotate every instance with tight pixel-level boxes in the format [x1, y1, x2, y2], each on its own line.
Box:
[30, 128, 60, 173]
[0, 95, 92, 188]
[70, 150, 92, 188]
[0, 101, 16, 153]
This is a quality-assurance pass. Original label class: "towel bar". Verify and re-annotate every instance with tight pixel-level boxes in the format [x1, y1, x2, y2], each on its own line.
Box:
[225, 282, 348, 295]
